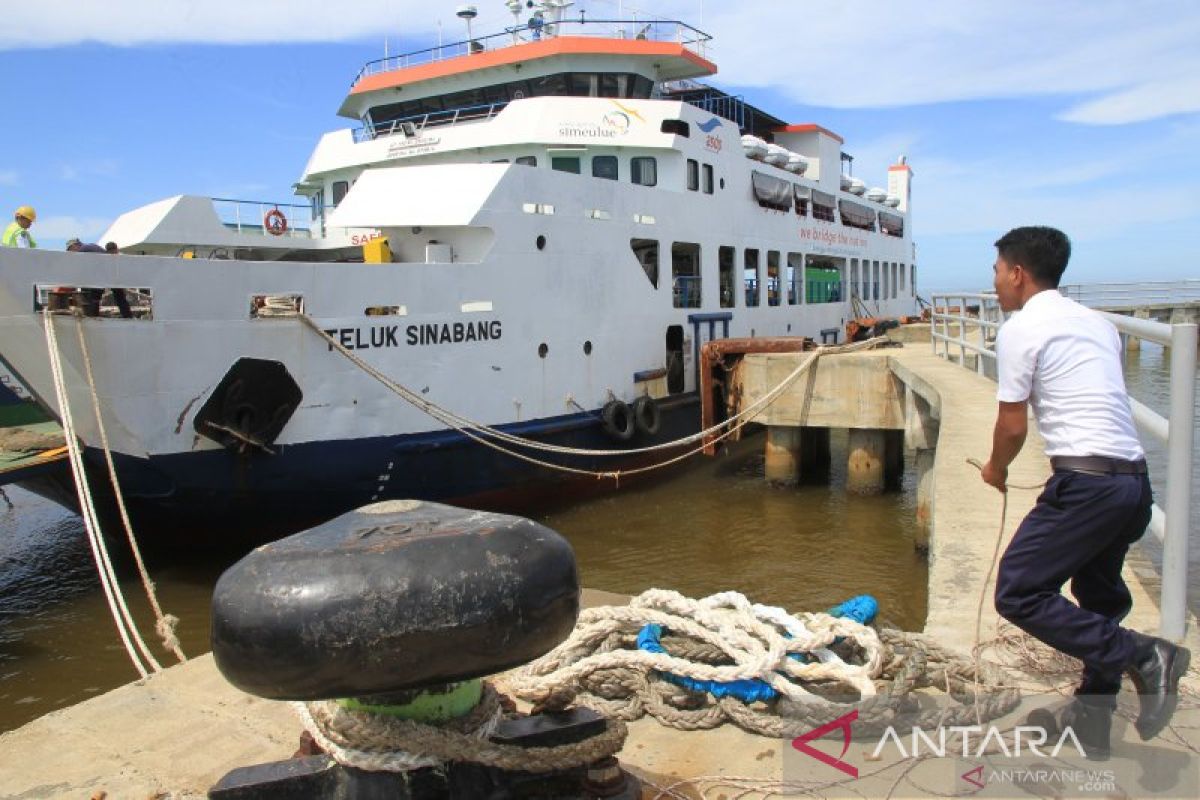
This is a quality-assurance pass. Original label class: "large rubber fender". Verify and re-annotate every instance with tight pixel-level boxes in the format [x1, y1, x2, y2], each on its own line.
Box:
[600, 399, 635, 441]
[632, 395, 661, 436]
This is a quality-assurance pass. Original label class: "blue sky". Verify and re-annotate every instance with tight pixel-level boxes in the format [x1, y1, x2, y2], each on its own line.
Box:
[2, 0, 1198, 292]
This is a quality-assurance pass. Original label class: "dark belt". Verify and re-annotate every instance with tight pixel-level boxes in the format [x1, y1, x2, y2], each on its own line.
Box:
[1050, 455, 1148, 475]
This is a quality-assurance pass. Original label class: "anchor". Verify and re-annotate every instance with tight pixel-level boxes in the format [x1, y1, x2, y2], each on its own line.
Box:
[207, 500, 640, 799]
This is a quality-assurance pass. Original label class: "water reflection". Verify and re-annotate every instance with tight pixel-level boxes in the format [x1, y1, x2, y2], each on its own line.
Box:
[0, 430, 928, 733]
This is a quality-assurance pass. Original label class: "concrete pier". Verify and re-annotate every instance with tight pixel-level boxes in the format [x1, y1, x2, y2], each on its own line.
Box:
[763, 425, 802, 484]
[846, 427, 885, 494]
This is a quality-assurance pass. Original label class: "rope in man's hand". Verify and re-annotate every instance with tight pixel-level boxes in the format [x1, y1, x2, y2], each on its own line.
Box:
[963, 457, 1049, 720]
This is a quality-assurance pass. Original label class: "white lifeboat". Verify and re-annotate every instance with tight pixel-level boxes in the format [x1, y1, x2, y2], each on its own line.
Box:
[764, 144, 790, 167]
[847, 178, 866, 196]
[741, 135, 768, 160]
[884, 195, 902, 207]
[865, 187, 887, 203]
[839, 174, 853, 191]
[784, 152, 808, 174]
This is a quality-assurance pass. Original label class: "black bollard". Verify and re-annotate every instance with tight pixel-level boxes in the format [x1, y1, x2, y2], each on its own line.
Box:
[208, 500, 640, 800]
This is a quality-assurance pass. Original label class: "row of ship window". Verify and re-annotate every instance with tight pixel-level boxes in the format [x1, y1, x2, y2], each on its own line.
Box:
[629, 239, 913, 310]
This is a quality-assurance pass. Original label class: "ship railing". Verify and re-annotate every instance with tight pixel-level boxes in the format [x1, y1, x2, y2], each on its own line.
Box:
[1060, 279, 1200, 309]
[354, 100, 511, 143]
[211, 198, 321, 239]
[931, 291, 1196, 640]
[350, 19, 712, 89]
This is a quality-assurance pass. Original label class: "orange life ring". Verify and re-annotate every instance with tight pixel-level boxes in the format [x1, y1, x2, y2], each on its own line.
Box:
[264, 208, 288, 236]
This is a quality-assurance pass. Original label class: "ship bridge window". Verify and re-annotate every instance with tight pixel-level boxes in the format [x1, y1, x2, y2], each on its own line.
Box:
[552, 156, 581, 174]
[661, 119, 690, 137]
[811, 189, 836, 222]
[671, 242, 702, 308]
[630, 238, 659, 288]
[364, 73, 653, 137]
[592, 156, 618, 180]
[631, 156, 657, 186]
[332, 181, 350, 206]
[516, 155, 538, 167]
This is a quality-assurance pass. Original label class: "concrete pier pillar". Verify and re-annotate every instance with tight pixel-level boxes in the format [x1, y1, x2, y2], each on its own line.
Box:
[1169, 307, 1198, 326]
[800, 426, 831, 477]
[1129, 308, 1151, 351]
[847, 428, 885, 494]
[914, 448, 935, 551]
[764, 425, 803, 485]
[884, 430, 905, 490]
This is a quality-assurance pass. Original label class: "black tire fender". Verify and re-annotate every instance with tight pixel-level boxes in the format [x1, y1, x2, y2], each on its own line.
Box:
[600, 399, 635, 441]
[632, 395, 661, 436]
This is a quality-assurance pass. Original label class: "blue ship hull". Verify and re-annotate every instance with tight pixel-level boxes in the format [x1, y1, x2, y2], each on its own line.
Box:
[22, 395, 702, 547]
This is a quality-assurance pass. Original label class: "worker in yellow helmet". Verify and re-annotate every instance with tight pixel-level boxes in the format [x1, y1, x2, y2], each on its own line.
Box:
[2, 206, 37, 248]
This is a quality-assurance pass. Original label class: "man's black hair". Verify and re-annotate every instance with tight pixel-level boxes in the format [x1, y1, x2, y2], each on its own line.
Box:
[994, 226, 1071, 288]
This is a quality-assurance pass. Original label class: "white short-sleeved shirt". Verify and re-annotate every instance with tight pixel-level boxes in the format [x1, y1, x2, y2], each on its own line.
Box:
[995, 289, 1144, 459]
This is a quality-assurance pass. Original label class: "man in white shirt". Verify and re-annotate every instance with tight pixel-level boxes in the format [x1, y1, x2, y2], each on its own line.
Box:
[983, 226, 1189, 759]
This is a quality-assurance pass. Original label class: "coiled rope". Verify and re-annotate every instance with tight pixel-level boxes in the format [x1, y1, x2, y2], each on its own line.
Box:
[43, 310, 186, 677]
[298, 312, 889, 481]
[504, 589, 1020, 738]
[294, 681, 628, 773]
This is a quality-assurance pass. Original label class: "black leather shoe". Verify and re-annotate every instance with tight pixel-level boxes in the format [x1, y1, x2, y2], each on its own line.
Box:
[1126, 632, 1191, 741]
[1024, 697, 1111, 761]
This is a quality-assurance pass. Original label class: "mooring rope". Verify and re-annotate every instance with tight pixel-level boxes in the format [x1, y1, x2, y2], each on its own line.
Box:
[297, 311, 888, 481]
[294, 681, 628, 773]
[72, 314, 186, 662]
[43, 310, 156, 677]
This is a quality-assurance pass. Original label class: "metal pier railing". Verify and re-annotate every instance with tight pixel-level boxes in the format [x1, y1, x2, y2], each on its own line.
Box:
[931, 291, 1196, 639]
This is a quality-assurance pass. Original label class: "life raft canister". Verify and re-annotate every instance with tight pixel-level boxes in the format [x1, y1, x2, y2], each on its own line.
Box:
[632, 395, 660, 436]
[600, 399, 635, 441]
[264, 208, 288, 236]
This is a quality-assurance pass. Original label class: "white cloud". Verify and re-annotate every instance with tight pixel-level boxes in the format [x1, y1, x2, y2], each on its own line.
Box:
[5, 2, 1198, 125]
[8, 2, 1198, 126]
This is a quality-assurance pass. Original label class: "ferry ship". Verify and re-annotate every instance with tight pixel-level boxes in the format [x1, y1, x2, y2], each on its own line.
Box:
[0, 3, 919, 542]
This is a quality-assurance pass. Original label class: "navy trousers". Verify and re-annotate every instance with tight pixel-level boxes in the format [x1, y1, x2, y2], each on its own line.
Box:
[995, 470, 1153, 696]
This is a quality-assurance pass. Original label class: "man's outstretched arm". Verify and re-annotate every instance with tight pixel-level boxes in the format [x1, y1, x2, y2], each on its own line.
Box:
[982, 400, 1028, 492]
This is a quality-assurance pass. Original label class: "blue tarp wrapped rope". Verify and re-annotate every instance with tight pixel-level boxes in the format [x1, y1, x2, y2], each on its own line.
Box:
[635, 594, 879, 703]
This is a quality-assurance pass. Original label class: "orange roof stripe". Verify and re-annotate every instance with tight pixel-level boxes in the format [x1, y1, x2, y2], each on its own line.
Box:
[350, 38, 717, 96]
[774, 123, 845, 144]
[888, 164, 913, 172]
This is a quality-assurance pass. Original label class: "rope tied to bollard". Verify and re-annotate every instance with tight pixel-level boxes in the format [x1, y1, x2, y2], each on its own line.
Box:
[293, 681, 629, 773]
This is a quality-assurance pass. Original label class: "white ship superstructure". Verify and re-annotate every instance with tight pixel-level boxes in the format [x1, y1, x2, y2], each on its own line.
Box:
[0, 9, 919, 540]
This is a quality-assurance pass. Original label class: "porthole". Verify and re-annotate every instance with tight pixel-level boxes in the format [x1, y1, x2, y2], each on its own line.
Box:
[583, 340, 593, 355]
[538, 343, 549, 358]
[536, 235, 547, 250]
[720, 178, 726, 190]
